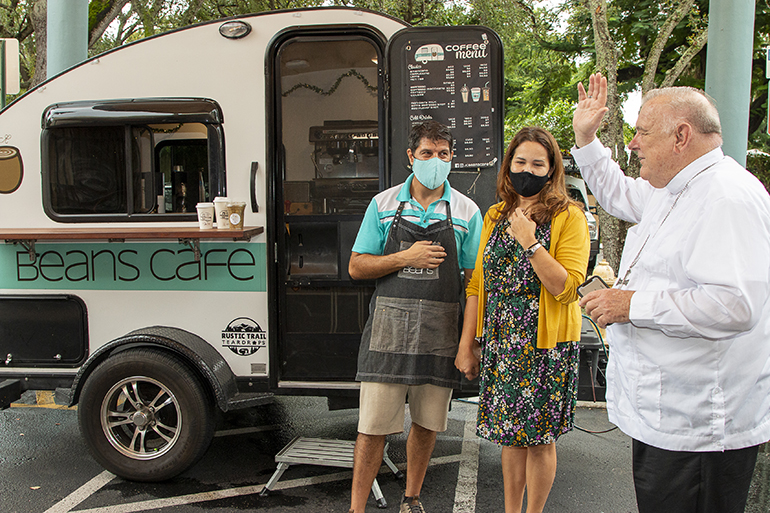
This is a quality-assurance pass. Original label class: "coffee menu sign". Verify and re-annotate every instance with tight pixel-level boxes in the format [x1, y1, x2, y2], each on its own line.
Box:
[388, 27, 503, 174]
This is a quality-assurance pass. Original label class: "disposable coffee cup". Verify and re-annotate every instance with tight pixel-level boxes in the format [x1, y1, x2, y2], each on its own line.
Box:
[196, 202, 215, 229]
[471, 87, 481, 102]
[227, 201, 246, 230]
[213, 196, 230, 229]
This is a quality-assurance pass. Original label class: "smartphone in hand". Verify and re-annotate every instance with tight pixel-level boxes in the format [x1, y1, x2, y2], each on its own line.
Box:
[577, 275, 610, 297]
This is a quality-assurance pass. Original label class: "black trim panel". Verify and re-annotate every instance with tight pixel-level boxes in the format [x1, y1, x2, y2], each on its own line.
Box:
[0, 295, 88, 367]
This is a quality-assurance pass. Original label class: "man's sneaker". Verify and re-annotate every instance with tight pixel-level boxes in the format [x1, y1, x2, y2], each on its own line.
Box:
[400, 495, 426, 513]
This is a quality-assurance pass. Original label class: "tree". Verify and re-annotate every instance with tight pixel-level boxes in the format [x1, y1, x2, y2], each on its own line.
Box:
[0, 0, 137, 89]
[6, 2, 767, 197]
[465, 0, 710, 270]
[331, 0, 468, 25]
[572, 0, 709, 271]
[469, 0, 580, 135]
[0, 0, 43, 90]
[747, 2, 770, 191]
[509, 98, 576, 150]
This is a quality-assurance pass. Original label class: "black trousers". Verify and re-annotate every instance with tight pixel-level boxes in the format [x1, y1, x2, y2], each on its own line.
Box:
[632, 439, 759, 513]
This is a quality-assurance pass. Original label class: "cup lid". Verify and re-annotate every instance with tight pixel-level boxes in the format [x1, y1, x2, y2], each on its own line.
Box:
[196, 202, 214, 208]
[213, 196, 229, 202]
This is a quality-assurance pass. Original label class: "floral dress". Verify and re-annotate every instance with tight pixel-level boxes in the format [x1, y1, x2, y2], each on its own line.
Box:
[476, 219, 580, 447]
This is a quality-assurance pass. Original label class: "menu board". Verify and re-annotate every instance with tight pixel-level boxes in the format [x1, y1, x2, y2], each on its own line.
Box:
[388, 27, 503, 177]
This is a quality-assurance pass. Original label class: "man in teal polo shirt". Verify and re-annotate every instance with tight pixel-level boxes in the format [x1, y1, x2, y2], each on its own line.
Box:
[348, 121, 482, 513]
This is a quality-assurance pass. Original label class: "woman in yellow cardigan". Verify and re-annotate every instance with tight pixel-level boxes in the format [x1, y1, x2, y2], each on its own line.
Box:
[455, 127, 589, 513]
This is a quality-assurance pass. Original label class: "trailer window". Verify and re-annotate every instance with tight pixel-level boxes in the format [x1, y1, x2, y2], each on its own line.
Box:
[41, 99, 225, 222]
[47, 126, 128, 215]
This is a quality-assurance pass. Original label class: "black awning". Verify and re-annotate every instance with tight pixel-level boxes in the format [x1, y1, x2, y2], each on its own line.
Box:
[42, 98, 224, 128]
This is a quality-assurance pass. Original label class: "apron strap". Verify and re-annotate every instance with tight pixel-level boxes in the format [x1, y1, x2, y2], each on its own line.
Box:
[389, 199, 454, 244]
[386, 201, 408, 247]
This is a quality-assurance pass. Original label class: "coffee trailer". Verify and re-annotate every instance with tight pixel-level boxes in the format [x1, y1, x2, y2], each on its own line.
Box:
[0, 8, 503, 481]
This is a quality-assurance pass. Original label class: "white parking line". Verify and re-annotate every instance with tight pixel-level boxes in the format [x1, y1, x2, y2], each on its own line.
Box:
[69, 470, 367, 513]
[44, 454, 468, 513]
[43, 470, 116, 513]
[40, 410, 481, 513]
[453, 405, 480, 513]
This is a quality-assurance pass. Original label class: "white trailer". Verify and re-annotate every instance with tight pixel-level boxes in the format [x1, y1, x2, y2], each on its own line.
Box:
[0, 8, 503, 481]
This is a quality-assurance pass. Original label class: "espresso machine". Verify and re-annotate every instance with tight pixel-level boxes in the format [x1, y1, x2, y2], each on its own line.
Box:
[308, 120, 380, 214]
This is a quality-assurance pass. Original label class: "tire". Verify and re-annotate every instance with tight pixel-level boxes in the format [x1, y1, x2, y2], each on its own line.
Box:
[78, 348, 215, 482]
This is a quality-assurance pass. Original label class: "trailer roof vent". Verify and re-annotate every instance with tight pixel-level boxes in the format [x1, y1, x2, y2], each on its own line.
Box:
[219, 20, 251, 39]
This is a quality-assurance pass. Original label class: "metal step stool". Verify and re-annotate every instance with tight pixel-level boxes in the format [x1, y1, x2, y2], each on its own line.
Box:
[259, 436, 403, 508]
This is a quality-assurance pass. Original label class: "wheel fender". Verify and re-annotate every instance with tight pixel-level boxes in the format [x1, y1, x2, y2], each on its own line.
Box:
[69, 326, 236, 411]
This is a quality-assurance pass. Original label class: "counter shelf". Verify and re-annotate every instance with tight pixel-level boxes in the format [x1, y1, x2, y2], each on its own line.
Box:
[0, 226, 264, 262]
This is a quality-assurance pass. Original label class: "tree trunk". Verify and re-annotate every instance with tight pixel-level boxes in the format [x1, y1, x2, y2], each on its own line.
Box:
[641, 0, 696, 93]
[659, 27, 708, 88]
[587, 0, 627, 273]
[583, 0, 710, 274]
[89, 0, 132, 49]
[30, 0, 46, 86]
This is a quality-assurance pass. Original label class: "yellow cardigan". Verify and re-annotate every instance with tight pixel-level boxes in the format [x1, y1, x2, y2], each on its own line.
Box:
[467, 203, 589, 349]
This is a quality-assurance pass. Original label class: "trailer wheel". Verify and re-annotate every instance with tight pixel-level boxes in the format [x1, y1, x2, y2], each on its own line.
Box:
[78, 348, 215, 482]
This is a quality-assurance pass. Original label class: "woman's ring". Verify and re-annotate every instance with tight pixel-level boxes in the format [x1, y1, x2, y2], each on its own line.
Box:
[588, 95, 593, 98]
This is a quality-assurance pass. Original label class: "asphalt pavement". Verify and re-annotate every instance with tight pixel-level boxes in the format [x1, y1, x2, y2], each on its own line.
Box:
[1, 392, 768, 513]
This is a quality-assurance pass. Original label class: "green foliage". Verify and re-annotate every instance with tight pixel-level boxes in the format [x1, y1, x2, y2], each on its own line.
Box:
[505, 98, 576, 151]
[0, 0, 35, 89]
[189, 0, 325, 22]
[4, 0, 770, 177]
[470, 0, 581, 132]
[329, 0, 469, 26]
[88, 1, 115, 32]
[623, 121, 635, 146]
[0, 0, 30, 37]
[749, 6, 770, 150]
[746, 150, 770, 193]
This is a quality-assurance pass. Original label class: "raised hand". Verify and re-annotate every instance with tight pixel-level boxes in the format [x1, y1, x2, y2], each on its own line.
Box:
[573, 72, 609, 148]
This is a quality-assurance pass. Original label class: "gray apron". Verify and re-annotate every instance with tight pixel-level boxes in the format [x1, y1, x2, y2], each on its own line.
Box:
[356, 200, 463, 388]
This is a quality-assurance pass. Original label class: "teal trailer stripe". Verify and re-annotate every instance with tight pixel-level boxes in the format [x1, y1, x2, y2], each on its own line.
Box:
[0, 242, 267, 292]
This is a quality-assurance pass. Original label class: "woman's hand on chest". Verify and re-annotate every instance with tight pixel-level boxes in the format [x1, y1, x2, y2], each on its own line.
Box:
[506, 207, 538, 249]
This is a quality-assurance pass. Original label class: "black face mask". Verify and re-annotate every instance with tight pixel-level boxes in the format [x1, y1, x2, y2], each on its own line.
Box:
[509, 170, 550, 198]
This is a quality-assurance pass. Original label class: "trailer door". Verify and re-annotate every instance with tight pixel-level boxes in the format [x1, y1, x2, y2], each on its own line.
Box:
[268, 24, 503, 394]
[267, 28, 386, 390]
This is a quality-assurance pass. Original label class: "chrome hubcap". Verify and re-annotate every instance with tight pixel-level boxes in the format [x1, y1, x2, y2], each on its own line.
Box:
[100, 376, 182, 460]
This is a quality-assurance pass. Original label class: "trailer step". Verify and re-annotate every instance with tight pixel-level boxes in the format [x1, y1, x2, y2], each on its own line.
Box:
[0, 379, 22, 410]
[259, 436, 403, 508]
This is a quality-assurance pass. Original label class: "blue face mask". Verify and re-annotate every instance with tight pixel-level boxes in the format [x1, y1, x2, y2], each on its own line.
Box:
[412, 157, 451, 190]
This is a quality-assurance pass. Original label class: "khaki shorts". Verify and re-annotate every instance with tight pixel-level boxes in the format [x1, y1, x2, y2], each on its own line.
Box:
[358, 381, 453, 435]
